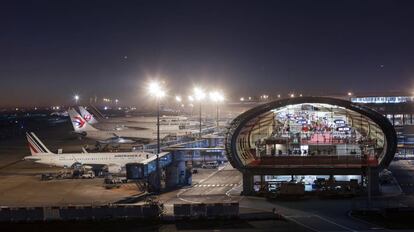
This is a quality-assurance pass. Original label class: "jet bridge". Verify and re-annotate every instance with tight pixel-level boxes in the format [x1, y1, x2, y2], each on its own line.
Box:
[126, 138, 227, 190]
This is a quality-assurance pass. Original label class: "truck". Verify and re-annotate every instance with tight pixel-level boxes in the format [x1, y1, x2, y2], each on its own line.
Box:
[81, 170, 95, 179]
[266, 182, 305, 200]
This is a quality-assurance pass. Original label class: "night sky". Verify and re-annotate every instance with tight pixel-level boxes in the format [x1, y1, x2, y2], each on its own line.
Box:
[1, 1, 414, 106]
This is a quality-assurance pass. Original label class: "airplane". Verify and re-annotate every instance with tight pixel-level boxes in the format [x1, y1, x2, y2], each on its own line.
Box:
[68, 108, 171, 142]
[76, 106, 200, 136]
[23, 132, 154, 173]
[78, 106, 199, 129]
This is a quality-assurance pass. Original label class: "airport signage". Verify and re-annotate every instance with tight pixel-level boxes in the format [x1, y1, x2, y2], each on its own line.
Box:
[336, 126, 351, 132]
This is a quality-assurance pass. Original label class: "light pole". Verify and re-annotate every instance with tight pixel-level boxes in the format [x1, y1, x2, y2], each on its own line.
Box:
[147, 81, 166, 193]
[209, 91, 224, 129]
[193, 87, 206, 139]
[188, 95, 194, 117]
[175, 95, 182, 115]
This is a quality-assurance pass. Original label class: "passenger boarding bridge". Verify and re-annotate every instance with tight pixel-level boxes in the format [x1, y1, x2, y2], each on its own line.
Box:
[126, 137, 226, 190]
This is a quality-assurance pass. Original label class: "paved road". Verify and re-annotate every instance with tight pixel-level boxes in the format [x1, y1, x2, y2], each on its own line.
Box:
[160, 164, 242, 206]
[161, 164, 387, 231]
[238, 196, 388, 232]
[389, 159, 414, 195]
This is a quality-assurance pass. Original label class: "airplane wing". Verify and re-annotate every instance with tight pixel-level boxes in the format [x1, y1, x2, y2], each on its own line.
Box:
[123, 126, 148, 130]
[112, 132, 164, 141]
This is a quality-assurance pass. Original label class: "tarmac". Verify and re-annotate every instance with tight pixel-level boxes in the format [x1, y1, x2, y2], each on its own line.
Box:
[0, 122, 141, 207]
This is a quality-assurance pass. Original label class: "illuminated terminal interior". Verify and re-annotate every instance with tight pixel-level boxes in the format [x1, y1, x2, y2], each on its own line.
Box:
[254, 175, 362, 192]
[236, 103, 386, 168]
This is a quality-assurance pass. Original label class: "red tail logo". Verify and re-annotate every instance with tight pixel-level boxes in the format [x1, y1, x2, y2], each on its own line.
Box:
[73, 116, 86, 128]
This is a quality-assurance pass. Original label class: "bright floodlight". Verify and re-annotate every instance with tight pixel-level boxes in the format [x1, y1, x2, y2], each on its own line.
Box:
[193, 87, 206, 101]
[74, 95, 79, 101]
[209, 91, 224, 102]
[147, 81, 166, 98]
[175, 95, 182, 102]
[348, 92, 353, 96]
[188, 95, 194, 102]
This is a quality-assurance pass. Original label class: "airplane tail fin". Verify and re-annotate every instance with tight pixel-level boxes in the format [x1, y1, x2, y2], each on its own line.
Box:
[78, 106, 99, 124]
[68, 108, 98, 132]
[88, 104, 106, 120]
[26, 132, 53, 155]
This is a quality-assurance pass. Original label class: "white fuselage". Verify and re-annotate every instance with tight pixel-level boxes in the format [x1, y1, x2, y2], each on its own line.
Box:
[25, 152, 153, 169]
[83, 126, 199, 141]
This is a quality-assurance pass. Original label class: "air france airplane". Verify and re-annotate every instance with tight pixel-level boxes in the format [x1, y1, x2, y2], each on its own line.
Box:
[24, 132, 154, 173]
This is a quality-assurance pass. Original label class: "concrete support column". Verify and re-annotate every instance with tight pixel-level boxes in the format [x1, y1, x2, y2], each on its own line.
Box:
[241, 171, 254, 195]
[367, 167, 380, 196]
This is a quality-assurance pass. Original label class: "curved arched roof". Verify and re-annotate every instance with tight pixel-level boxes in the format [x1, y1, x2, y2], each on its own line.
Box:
[225, 97, 397, 172]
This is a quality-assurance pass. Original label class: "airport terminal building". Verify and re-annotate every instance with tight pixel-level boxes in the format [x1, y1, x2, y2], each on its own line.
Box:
[225, 97, 397, 195]
[350, 95, 414, 157]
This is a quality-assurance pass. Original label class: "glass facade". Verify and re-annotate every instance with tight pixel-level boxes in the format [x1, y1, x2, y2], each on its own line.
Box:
[253, 174, 362, 192]
[404, 114, 412, 125]
[236, 103, 386, 166]
[384, 114, 414, 126]
[351, 96, 414, 104]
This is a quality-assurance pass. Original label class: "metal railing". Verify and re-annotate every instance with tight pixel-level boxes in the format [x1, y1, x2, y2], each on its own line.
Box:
[249, 155, 378, 168]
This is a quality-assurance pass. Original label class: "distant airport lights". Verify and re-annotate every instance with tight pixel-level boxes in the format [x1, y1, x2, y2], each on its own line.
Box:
[260, 94, 269, 100]
[74, 95, 80, 104]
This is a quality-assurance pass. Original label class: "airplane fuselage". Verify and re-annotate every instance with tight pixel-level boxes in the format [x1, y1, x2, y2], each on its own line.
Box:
[25, 152, 153, 169]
